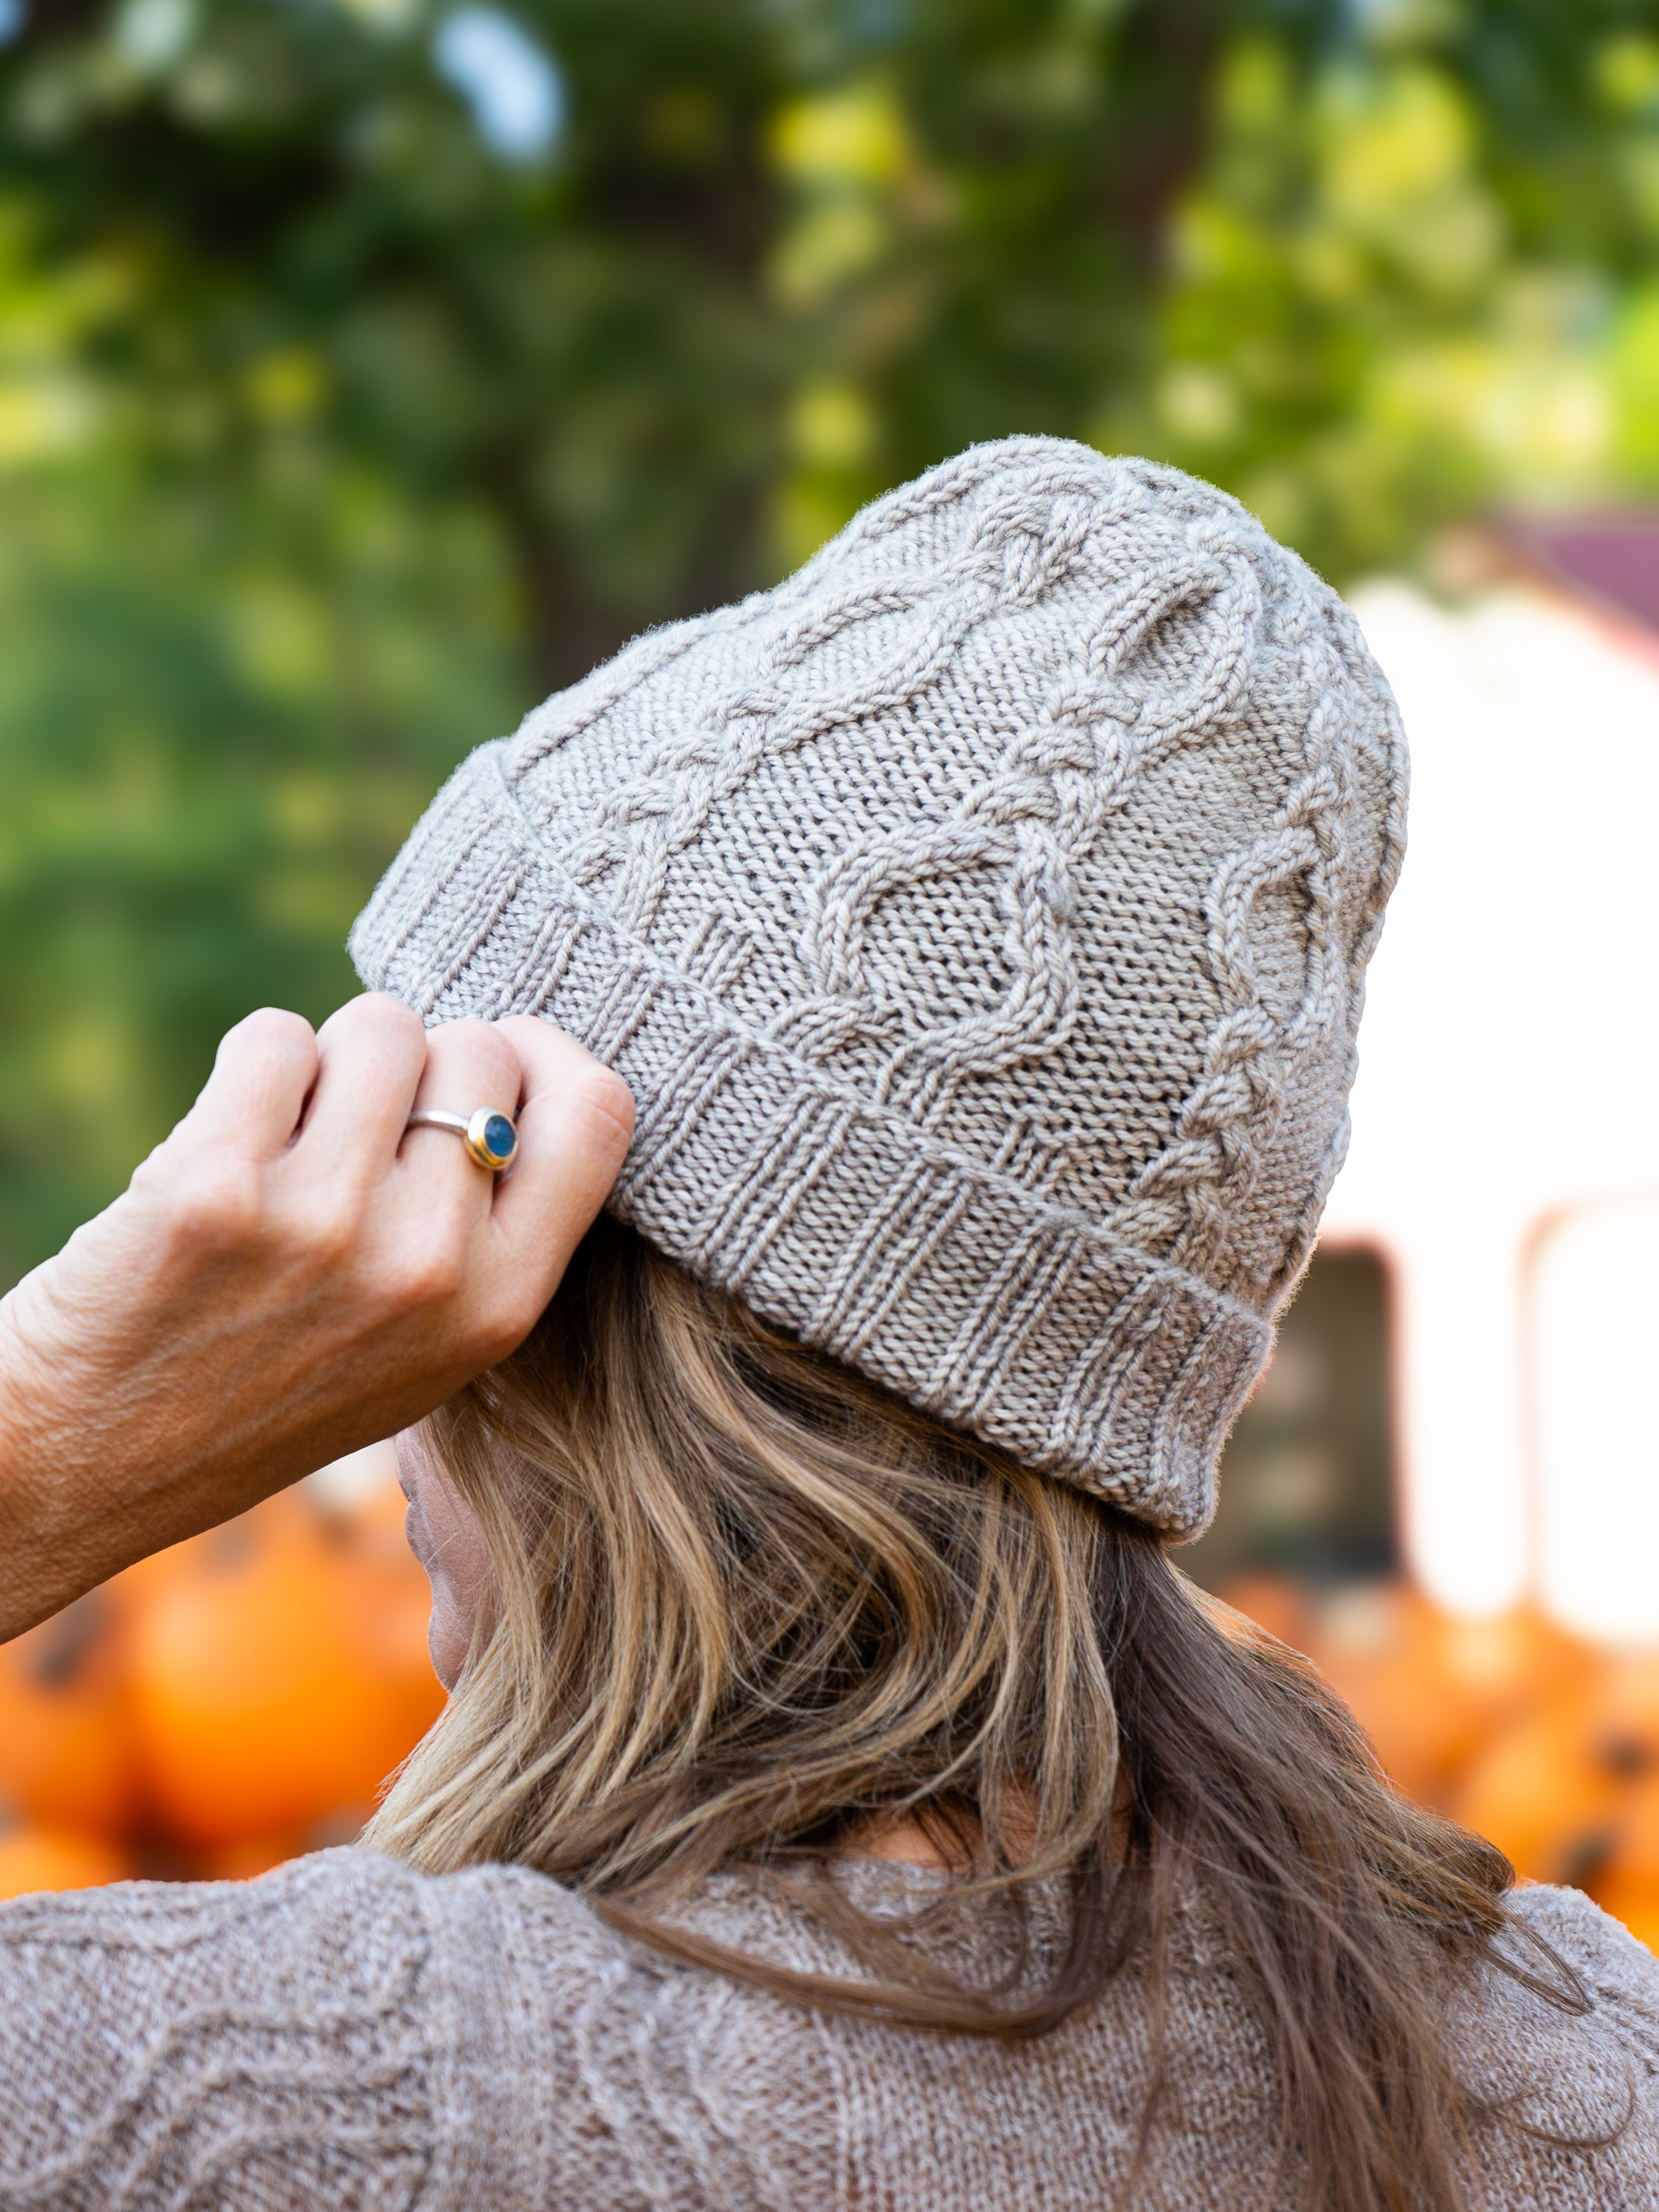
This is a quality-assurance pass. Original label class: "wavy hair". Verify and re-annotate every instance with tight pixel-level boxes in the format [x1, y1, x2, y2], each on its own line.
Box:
[367, 1215, 1587, 2212]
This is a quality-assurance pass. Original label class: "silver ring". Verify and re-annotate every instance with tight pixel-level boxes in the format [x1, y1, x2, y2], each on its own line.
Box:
[406, 1107, 519, 1173]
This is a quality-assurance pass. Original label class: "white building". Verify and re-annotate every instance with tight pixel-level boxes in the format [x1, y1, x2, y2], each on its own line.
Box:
[1326, 551, 1659, 1639]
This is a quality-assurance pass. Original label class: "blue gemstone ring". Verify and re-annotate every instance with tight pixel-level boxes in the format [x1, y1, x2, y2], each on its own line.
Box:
[406, 1106, 519, 1174]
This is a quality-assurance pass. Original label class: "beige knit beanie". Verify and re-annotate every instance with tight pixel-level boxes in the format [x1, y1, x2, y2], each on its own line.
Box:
[351, 436, 1407, 1537]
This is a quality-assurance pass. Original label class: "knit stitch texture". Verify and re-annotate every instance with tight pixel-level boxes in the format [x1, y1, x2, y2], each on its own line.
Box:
[2, 1851, 1657, 2209]
[350, 437, 1408, 1534]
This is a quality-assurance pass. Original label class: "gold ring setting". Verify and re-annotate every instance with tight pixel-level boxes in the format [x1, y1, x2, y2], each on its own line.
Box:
[406, 1107, 519, 1173]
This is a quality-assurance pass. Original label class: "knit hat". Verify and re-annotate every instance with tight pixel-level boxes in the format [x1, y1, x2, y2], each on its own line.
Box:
[351, 437, 1407, 1537]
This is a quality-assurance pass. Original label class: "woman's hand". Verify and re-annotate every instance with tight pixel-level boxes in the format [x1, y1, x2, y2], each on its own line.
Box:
[0, 995, 633, 1641]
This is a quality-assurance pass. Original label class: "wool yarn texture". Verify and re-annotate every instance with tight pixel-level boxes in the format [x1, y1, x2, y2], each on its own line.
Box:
[351, 436, 1408, 1536]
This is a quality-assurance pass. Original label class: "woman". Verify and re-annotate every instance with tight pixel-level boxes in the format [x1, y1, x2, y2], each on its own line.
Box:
[2, 439, 1654, 2211]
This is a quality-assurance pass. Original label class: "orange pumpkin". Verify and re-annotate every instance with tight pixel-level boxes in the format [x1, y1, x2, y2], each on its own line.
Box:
[1593, 1877, 1659, 1952]
[104, 1528, 216, 1621]
[1449, 1694, 1624, 1885]
[198, 1829, 306, 1882]
[1306, 1588, 1588, 1808]
[1579, 1653, 1659, 1782]
[1430, 1608, 1591, 1743]
[127, 1485, 444, 1849]
[0, 1588, 137, 1836]
[0, 1819, 130, 1900]
[1214, 1573, 1317, 1654]
[1485, 1652, 1659, 1894]
[1587, 1764, 1659, 1949]
[1303, 1585, 1468, 1802]
[1598, 1767, 1659, 1881]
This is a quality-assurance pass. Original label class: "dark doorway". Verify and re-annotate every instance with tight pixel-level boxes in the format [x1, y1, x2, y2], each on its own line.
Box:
[1181, 1247, 1396, 1591]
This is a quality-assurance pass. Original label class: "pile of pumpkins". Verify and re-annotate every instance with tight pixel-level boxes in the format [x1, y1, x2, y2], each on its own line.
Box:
[5, 1492, 1659, 1954]
[1224, 1573, 1659, 1949]
[0, 1469, 442, 1898]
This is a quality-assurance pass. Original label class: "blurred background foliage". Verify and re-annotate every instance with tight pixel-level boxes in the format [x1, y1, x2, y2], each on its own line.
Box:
[3, 0, 1659, 1274]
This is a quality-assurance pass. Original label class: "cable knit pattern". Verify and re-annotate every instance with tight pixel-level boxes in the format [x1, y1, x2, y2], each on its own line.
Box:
[3, 1853, 1658, 2209]
[350, 437, 1408, 1534]
[0, 1855, 432, 2210]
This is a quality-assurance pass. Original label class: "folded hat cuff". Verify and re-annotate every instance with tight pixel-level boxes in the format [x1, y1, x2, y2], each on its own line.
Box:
[350, 744, 1272, 1538]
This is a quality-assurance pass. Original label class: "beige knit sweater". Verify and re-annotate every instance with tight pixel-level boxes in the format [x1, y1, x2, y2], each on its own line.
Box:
[1, 1847, 1656, 2209]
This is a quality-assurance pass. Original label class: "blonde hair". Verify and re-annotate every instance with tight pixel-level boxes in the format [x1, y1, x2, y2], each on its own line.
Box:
[369, 1215, 1588, 2210]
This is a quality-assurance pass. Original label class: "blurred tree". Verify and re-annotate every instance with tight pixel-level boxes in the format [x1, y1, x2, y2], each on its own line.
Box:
[1126, 2, 1659, 569]
[1, 0, 1657, 1274]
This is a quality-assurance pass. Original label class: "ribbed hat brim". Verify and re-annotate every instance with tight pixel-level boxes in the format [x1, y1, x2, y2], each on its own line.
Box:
[351, 740, 1271, 1535]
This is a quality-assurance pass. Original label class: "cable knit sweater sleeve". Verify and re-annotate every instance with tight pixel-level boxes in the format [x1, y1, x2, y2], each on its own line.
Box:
[7, 1849, 1659, 2210]
[0, 1852, 445, 2212]
[0, 1847, 849, 2212]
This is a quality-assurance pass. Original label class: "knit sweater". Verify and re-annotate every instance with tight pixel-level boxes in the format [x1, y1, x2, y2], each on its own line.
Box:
[2, 1849, 1656, 2210]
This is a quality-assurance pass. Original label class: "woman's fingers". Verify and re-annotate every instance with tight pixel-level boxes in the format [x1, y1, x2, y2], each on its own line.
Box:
[409, 1018, 525, 1122]
[151, 996, 631, 1397]
[406, 1018, 525, 1148]
[390, 1015, 528, 1235]
[482, 1018, 634, 1331]
[294, 995, 429, 1183]
[378, 1012, 631, 1369]
[177, 1007, 320, 1160]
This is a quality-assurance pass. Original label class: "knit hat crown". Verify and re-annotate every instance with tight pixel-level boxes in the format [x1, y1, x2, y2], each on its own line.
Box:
[352, 436, 1407, 1536]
